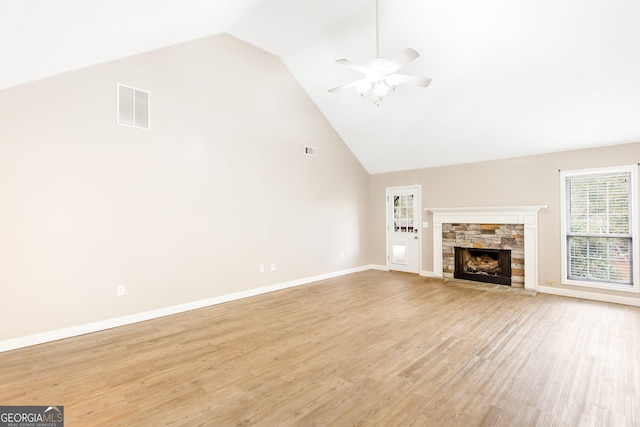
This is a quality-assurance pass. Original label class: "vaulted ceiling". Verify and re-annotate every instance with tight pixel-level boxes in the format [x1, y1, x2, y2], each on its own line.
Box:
[2, 0, 640, 173]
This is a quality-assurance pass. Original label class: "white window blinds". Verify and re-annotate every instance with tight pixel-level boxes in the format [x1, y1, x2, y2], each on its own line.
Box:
[565, 169, 633, 285]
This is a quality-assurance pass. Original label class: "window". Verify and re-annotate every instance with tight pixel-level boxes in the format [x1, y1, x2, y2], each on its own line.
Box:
[117, 84, 149, 129]
[393, 195, 414, 232]
[561, 165, 638, 292]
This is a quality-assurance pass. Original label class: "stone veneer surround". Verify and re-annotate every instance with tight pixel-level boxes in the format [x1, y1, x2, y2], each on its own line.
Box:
[426, 206, 547, 291]
[443, 223, 525, 286]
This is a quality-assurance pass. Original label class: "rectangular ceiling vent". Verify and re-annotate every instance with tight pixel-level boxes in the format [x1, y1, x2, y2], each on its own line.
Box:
[117, 83, 150, 130]
[305, 146, 317, 156]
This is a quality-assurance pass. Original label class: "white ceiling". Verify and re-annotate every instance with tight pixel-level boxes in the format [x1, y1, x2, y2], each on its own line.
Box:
[2, 0, 640, 174]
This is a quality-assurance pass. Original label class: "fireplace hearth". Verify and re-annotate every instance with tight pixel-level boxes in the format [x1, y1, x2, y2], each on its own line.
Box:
[454, 247, 512, 286]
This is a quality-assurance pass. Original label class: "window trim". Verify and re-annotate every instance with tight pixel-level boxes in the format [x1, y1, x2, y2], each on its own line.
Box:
[560, 165, 639, 293]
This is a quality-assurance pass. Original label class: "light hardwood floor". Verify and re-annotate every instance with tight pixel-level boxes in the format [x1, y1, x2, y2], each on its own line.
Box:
[1, 270, 640, 426]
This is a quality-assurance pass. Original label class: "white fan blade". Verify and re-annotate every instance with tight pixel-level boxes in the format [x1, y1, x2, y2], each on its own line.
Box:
[328, 79, 367, 93]
[389, 48, 420, 72]
[392, 74, 432, 87]
[336, 59, 370, 74]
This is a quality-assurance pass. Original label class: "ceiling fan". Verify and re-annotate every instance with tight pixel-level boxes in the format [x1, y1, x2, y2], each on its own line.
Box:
[329, 0, 432, 105]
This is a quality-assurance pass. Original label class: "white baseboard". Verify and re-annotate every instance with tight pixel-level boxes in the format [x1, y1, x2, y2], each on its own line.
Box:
[371, 268, 438, 278]
[0, 265, 373, 353]
[420, 270, 438, 278]
[538, 285, 640, 307]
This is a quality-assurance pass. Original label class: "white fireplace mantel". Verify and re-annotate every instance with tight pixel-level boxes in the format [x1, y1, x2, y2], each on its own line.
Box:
[425, 205, 547, 291]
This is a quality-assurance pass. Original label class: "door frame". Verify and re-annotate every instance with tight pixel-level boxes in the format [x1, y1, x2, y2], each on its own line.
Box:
[385, 184, 422, 274]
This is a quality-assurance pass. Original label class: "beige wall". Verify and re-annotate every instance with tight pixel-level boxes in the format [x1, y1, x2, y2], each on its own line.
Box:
[0, 34, 370, 341]
[370, 142, 640, 300]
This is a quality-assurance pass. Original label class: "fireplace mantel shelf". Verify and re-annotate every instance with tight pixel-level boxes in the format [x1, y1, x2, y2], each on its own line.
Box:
[425, 205, 548, 214]
[425, 205, 547, 291]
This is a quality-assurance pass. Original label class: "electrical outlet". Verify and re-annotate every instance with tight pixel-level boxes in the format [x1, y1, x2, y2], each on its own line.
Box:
[271, 263, 276, 271]
[259, 265, 265, 273]
[117, 285, 126, 296]
[546, 279, 554, 285]
[341, 252, 345, 259]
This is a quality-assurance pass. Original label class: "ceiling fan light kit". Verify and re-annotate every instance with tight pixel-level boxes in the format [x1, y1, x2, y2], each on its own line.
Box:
[329, 0, 432, 106]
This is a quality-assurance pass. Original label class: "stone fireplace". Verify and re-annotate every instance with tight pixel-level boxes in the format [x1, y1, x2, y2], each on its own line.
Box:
[425, 206, 546, 291]
[444, 223, 524, 286]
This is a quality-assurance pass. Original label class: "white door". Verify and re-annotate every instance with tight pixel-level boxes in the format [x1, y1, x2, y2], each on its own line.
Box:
[387, 186, 420, 273]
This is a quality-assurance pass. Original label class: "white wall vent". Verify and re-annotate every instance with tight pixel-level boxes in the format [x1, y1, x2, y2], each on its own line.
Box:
[117, 83, 150, 129]
[305, 146, 317, 156]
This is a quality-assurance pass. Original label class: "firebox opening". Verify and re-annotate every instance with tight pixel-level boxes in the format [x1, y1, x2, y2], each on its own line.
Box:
[454, 247, 512, 286]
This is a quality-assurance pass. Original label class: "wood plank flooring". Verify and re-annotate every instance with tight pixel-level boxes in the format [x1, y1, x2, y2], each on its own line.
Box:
[1, 270, 640, 426]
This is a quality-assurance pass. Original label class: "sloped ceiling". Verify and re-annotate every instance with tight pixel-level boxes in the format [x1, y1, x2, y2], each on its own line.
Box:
[2, 0, 640, 173]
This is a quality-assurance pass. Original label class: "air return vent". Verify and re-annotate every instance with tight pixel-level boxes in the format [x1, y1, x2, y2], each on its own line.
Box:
[305, 146, 317, 156]
[117, 83, 150, 129]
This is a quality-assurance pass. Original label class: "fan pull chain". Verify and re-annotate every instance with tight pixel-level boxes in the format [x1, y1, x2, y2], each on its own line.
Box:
[375, 0, 379, 58]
